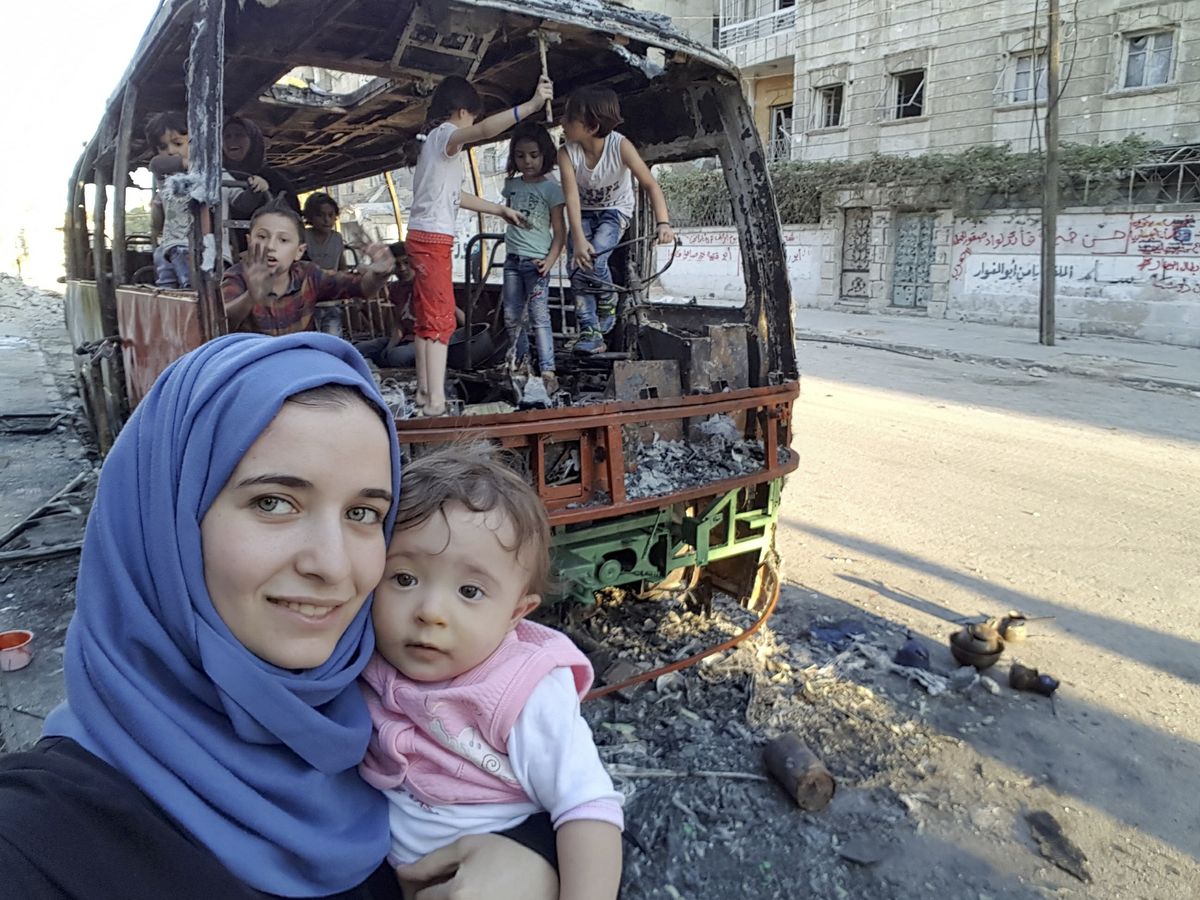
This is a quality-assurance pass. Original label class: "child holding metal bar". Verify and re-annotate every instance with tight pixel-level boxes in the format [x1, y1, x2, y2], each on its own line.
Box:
[558, 88, 675, 354]
[360, 446, 624, 900]
[400, 75, 552, 416]
[501, 122, 566, 395]
[145, 111, 258, 289]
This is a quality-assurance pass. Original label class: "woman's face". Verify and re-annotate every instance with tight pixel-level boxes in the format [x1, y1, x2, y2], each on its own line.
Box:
[200, 397, 393, 670]
[223, 125, 252, 163]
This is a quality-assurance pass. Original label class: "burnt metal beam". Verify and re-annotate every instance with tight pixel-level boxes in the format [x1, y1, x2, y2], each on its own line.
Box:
[111, 84, 139, 287]
[188, 0, 227, 340]
[710, 81, 797, 382]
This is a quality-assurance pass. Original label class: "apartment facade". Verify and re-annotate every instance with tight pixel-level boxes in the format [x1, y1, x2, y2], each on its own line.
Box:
[720, 0, 1200, 161]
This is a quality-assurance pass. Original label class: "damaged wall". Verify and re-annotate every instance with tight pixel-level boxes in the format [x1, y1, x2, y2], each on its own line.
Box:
[656, 207, 1200, 347]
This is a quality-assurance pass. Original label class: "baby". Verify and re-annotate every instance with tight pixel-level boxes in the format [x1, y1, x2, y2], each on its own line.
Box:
[360, 446, 623, 900]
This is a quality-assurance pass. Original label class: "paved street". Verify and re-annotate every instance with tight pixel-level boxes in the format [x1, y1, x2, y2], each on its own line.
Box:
[777, 335, 1200, 893]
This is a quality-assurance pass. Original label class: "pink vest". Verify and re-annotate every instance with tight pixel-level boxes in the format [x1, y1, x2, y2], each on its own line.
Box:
[359, 621, 593, 807]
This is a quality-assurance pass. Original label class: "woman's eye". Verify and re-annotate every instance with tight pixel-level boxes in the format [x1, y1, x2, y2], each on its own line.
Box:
[254, 496, 296, 515]
[459, 585, 482, 601]
[347, 506, 382, 525]
[393, 572, 417, 587]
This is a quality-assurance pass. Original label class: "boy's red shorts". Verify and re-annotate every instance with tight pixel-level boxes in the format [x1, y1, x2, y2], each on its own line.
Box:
[406, 230, 457, 345]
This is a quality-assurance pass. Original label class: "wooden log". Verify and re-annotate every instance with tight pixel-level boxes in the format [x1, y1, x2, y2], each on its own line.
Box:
[763, 733, 836, 811]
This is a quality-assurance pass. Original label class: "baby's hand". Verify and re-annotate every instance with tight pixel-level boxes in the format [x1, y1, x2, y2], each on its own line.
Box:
[530, 75, 553, 109]
[501, 207, 529, 229]
[247, 175, 269, 193]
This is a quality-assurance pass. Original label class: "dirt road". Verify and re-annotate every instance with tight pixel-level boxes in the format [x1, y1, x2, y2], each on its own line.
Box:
[773, 340, 1200, 897]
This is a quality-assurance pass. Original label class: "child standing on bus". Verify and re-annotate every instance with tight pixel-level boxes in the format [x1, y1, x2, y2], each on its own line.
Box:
[558, 88, 675, 354]
[359, 446, 623, 900]
[501, 123, 565, 394]
[303, 192, 347, 336]
[403, 75, 553, 416]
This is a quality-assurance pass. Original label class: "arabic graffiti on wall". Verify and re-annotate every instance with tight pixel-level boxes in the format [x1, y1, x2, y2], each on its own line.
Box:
[951, 213, 1200, 297]
[655, 228, 823, 301]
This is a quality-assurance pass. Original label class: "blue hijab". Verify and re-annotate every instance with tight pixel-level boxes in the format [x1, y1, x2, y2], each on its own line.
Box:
[44, 333, 401, 897]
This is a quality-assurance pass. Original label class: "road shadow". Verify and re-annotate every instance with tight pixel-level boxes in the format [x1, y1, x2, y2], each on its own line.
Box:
[775, 579, 1200, 865]
[786, 520, 1200, 688]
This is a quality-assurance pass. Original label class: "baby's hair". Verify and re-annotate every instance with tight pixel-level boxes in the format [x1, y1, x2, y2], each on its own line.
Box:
[399, 76, 484, 168]
[145, 110, 188, 148]
[506, 122, 557, 178]
[564, 87, 623, 138]
[302, 191, 339, 224]
[394, 444, 552, 598]
[250, 195, 306, 242]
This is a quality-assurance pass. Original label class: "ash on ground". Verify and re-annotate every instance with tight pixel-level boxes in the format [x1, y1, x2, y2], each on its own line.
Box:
[541, 585, 1065, 899]
[626, 437, 766, 499]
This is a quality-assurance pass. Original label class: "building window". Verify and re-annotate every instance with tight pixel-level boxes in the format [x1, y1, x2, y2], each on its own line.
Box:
[1125, 31, 1174, 88]
[893, 69, 925, 119]
[1012, 51, 1048, 103]
[769, 102, 793, 160]
[815, 84, 844, 128]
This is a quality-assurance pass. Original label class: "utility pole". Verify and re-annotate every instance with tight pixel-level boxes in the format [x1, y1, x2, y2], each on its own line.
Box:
[1040, 0, 1060, 345]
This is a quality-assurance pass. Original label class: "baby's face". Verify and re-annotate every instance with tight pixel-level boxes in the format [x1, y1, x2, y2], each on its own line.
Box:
[372, 502, 539, 682]
[158, 129, 190, 168]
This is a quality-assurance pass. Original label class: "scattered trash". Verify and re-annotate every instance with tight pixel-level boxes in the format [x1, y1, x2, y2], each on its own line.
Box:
[893, 633, 930, 670]
[949, 622, 1004, 670]
[978, 675, 1001, 695]
[809, 618, 867, 650]
[697, 413, 741, 442]
[763, 733, 836, 811]
[949, 666, 980, 692]
[1009, 662, 1059, 696]
[846, 640, 949, 696]
[601, 659, 650, 701]
[998, 612, 1027, 642]
[1027, 810, 1092, 882]
[624, 435, 767, 499]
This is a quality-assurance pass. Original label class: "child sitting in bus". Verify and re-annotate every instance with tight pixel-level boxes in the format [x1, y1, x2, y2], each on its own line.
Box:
[359, 446, 623, 900]
[401, 74, 553, 416]
[558, 88, 675, 354]
[145, 111, 260, 289]
[221, 196, 394, 335]
[303, 192, 347, 336]
[501, 122, 565, 395]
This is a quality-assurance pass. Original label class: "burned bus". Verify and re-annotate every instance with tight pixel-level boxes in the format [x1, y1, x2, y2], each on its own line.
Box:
[64, 0, 798, 626]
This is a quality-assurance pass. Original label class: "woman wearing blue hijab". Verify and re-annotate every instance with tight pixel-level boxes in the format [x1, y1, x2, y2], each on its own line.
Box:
[0, 333, 558, 899]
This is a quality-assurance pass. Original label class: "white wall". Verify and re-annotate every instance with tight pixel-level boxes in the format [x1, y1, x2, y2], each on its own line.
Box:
[655, 213, 1200, 347]
[654, 226, 827, 306]
[950, 211, 1200, 345]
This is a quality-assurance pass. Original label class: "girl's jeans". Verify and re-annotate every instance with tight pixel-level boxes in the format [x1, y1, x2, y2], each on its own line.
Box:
[568, 209, 627, 337]
[502, 254, 555, 373]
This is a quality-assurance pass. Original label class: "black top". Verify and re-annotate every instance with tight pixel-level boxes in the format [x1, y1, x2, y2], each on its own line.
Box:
[0, 738, 558, 900]
[0, 738, 400, 900]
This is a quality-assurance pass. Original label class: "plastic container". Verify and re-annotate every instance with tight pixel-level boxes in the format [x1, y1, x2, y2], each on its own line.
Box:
[0, 630, 34, 672]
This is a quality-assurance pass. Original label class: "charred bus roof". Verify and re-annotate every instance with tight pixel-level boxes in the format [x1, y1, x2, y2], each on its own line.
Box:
[88, 0, 744, 188]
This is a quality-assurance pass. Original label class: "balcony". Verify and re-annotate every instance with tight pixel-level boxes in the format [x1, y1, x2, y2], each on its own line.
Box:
[718, 6, 795, 49]
[719, 6, 796, 72]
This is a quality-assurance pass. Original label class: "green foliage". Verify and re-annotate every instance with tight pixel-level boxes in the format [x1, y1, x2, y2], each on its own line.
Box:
[659, 137, 1159, 226]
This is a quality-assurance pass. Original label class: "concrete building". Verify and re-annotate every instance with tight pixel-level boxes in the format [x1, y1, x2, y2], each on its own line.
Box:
[719, 0, 1200, 162]
[663, 0, 1200, 347]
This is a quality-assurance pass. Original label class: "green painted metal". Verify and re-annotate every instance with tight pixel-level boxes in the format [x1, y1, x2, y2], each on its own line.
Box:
[550, 477, 785, 605]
